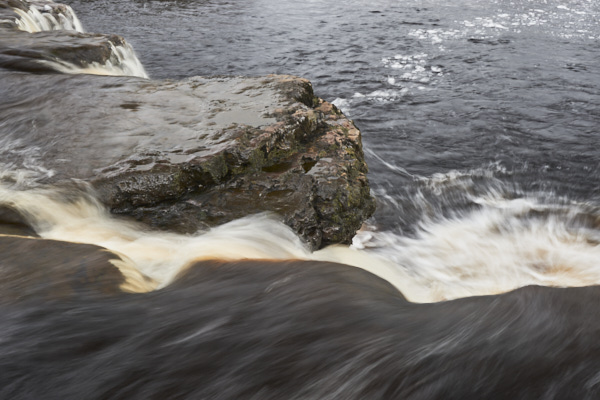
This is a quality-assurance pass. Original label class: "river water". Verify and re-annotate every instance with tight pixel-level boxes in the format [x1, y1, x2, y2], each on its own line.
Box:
[23, 0, 594, 301]
[2, 0, 600, 397]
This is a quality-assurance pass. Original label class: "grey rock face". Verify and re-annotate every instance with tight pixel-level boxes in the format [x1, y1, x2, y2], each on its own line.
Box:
[0, 0, 375, 250]
[1, 71, 375, 249]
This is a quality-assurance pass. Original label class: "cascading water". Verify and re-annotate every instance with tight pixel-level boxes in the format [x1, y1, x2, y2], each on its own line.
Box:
[0, 0, 599, 303]
[12, 0, 84, 33]
[38, 40, 149, 78]
[4, 178, 600, 303]
[5, 0, 148, 78]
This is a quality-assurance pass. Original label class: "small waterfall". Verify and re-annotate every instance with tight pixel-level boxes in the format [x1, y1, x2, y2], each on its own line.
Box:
[9, 0, 148, 78]
[0, 183, 411, 296]
[12, 1, 84, 33]
[38, 40, 149, 78]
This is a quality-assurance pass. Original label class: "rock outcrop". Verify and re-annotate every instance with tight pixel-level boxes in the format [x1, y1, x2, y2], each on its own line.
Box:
[0, 30, 142, 75]
[94, 76, 375, 249]
[0, 0, 375, 250]
[1, 71, 375, 249]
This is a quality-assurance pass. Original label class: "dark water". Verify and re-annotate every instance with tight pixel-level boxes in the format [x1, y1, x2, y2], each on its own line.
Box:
[65, 0, 600, 235]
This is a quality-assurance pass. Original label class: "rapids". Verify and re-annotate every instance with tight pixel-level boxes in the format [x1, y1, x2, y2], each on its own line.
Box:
[2, 0, 600, 397]
[4, 182, 600, 303]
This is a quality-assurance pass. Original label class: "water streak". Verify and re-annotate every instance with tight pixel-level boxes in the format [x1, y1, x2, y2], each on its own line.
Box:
[2, 183, 600, 303]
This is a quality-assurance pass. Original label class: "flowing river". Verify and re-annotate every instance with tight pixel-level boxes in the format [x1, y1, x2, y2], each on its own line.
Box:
[1, 0, 600, 398]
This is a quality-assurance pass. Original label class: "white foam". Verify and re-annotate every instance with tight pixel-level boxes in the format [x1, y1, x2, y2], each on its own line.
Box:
[330, 87, 409, 112]
[367, 89, 403, 100]
[381, 53, 442, 91]
[13, 1, 83, 33]
[0, 134, 55, 184]
[360, 196, 600, 302]
[331, 98, 351, 114]
[3, 180, 600, 304]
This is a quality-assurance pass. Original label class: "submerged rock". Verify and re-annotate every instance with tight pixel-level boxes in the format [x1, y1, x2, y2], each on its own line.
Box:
[3, 258, 600, 399]
[0, 235, 129, 303]
[0, 205, 37, 237]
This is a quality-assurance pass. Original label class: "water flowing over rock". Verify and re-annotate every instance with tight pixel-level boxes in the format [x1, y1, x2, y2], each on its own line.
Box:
[1, 0, 83, 33]
[0, 235, 128, 303]
[4, 257, 600, 399]
[0, 0, 147, 77]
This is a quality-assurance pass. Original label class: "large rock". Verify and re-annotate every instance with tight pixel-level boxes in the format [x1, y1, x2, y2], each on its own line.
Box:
[0, 69, 375, 249]
[107, 80, 376, 249]
[0, 0, 375, 249]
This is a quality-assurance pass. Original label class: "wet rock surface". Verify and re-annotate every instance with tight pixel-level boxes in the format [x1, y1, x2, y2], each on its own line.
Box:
[0, 235, 128, 303]
[0, 0, 374, 249]
[0, 72, 374, 249]
[105, 83, 376, 249]
[0, 205, 37, 236]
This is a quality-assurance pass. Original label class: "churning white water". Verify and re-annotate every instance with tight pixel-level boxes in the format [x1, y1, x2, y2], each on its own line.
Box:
[356, 196, 600, 302]
[13, 1, 84, 33]
[3, 183, 600, 303]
